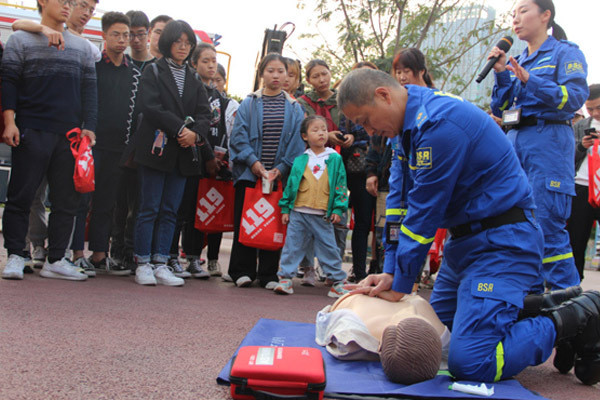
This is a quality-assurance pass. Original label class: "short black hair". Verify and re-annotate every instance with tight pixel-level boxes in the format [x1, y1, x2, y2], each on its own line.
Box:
[101, 11, 130, 32]
[190, 42, 216, 66]
[126, 10, 149, 29]
[38, 0, 99, 14]
[37, 0, 100, 14]
[158, 20, 196, 61]
[150, 15, 172, 30]
[589, 84, 600, 101]
[258, 53, 287, 77]
[301, 115, 327, 136]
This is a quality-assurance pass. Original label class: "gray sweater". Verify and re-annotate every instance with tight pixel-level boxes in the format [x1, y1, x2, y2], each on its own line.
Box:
[1, 29, 97, 134]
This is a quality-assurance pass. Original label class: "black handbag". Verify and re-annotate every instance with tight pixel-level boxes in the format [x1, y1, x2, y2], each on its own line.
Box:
[345, 145, 368, 174]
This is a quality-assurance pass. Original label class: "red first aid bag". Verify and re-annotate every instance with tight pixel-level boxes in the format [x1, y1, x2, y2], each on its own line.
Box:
[229, 346, 326, 400]
[239, 181, 287, 251]
[589, 140, 600, 207]
[194, 178, 235, 233]
[66, 128, 94, 193]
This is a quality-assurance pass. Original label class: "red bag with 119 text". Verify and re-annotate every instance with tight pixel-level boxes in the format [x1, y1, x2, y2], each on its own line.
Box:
[239, 181, 287, 251]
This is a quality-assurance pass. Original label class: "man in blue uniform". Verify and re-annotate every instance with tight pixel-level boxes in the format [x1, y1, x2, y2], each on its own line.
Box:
[491, 35, 588, 291]
[339, 68, 600, 384]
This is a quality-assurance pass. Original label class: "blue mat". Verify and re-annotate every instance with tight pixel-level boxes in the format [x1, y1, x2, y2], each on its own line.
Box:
[217, 318, 547, 400]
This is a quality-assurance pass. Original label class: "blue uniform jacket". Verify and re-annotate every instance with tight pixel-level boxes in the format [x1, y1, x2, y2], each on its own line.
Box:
[229, 89, 305, 184]
[384, 85, 537, 294]
[491, 36, 588, 120]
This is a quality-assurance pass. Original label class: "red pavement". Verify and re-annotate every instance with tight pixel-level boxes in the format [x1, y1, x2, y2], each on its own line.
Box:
[1, 233, 599, 400]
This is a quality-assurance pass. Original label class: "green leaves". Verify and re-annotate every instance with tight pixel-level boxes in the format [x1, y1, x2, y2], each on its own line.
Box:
[297, 0, 511, 106]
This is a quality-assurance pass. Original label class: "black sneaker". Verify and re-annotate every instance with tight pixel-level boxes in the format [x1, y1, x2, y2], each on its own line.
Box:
[90, 256, 131, 276]
[167, 257, 191, 278]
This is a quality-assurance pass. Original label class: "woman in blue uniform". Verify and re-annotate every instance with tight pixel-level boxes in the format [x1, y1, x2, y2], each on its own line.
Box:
[490, 0, 588, 290]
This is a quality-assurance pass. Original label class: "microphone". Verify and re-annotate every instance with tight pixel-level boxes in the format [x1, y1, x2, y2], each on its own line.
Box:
[476, 36, 513, 83]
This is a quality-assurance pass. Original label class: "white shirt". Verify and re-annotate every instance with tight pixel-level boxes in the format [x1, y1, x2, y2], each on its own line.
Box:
[294, 147, 336, 216]
[575, 119, 600, 186]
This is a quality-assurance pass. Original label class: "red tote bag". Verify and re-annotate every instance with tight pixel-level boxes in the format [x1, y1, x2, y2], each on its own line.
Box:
[66, 128, 95, 193]
[194, 178, 235, 233]
[589, 140, 600, 207]
[239, 181, 287, 251]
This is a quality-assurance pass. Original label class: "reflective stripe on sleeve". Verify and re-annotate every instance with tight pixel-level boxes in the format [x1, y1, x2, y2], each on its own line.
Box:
[542, 252, 573, 264]
[386, 208, 407, 217]
[557, 85, 568, 110]
[400, 225, 435, 245]
[494, 342, 505, 382]
[500, 100, 509, 111]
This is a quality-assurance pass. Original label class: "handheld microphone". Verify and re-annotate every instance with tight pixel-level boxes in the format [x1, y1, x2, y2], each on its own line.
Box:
[476, 36, 513, 83]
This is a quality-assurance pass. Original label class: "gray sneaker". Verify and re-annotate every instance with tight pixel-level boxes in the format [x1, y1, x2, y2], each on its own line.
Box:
[167, 257, 191, 278]
[188, 258, 209, 279]
[31, 246, 46, 268]
[2, 254, 25, 280]
[91, 257, 131, 276]
[207, 259, 222, 276]
[301, 267, 317, 287]
[73, 257, 96, 277]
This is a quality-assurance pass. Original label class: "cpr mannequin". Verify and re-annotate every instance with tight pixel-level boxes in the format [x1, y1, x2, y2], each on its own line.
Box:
[316, 293, 449, 384]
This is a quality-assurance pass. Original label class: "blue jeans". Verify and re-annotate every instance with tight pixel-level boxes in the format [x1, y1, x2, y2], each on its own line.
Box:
[279, 210, 346, 282]
[134, 165, 187, 264]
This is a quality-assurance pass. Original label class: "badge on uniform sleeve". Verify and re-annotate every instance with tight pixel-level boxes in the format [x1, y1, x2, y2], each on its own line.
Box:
[415, 147, 432, 169]
[565, 61, 584, 75]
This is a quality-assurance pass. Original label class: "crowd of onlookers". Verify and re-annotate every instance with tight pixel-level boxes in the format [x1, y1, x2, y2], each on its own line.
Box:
[0, 0, 597, 298]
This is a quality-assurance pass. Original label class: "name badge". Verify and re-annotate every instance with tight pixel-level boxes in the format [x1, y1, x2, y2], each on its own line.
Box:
[502, 109, 521, 126]
[386, 221, 402, 245]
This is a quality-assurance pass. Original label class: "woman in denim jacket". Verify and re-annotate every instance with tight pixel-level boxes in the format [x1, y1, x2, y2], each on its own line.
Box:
[227, 53, 305, 289]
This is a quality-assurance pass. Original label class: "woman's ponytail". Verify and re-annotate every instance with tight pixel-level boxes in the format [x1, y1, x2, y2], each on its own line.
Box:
[551, 21, 567, 41]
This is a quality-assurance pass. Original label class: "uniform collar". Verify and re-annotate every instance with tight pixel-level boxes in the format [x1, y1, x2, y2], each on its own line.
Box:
[520, 35, 556, 61]
[101, 50, 129, 67]
[401, 85, 424, 133]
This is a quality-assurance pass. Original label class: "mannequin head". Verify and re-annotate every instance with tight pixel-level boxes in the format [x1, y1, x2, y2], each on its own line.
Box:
[379, 317, 442, 384]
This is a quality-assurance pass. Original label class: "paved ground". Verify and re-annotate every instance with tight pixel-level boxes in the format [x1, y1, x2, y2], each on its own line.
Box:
[1, 233, 599, 400]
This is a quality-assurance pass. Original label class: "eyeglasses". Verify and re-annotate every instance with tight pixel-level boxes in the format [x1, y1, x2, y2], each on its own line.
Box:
[174, 39, 192, 48]
[76, 1, 96, 15]
[58, 0, 77, 7]
[109, 32, 130, 41]
[130, 31, 148, 40]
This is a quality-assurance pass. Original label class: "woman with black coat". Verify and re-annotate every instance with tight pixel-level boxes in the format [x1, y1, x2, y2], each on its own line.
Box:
[132, 20, 213, 287]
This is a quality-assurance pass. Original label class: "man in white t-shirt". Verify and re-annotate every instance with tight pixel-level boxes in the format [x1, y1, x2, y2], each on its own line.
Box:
[567, 84, 600, 280]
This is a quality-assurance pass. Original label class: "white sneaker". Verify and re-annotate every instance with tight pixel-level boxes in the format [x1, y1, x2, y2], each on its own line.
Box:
[222, 273, 233, 282]
[207, 259, 222, 276]
[40, 258, 87, 281]
[135, 263, 156, 286]
[264, 281, 279, 290]
[2, 254, 25, 280]
[154, 264, 184, 286]
[235, 275, 252, 287]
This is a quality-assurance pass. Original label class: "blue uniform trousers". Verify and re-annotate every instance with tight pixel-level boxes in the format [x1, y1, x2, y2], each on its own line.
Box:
[430, 215, 556, 382]
[508, 124, 580, 290]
